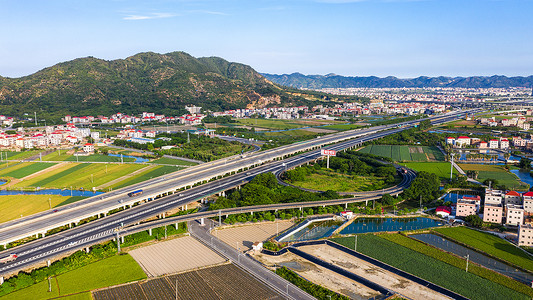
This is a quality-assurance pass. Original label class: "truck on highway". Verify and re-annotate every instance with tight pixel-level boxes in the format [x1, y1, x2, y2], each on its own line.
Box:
[0, 254, 17, 264]
[127, 189, 143, 197]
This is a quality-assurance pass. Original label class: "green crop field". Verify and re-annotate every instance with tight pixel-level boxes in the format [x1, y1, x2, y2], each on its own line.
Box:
[323, 124, 361, 130]
[458, 164, 528, 190]
[331, 234, 529, 300]
[236, 119, 304, 130]
[12, 163, 146, 190]
[65, 154, 135, 163]
[149, 157, 197, 166]
[111, 165, 181, 189]
[359, 145, 444, 162]
[0, 254, 146, 300]
[0, 150, 42, 161]
[402, 162, 456, 180]
[41, 151, 74, 161]
[382, 233, 533, 297]
[0, 163, 56, 179]
[0, 195, 82, 223]
[263, 129, 318, 138]
[433, 227, 533, 272]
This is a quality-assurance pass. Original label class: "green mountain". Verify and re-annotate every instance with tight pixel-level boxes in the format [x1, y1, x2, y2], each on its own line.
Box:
[263, 73, 533, 89]
[0, 52, 316, 118]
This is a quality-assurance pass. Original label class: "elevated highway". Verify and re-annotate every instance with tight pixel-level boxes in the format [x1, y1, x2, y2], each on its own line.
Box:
[0, 109, 476, 278]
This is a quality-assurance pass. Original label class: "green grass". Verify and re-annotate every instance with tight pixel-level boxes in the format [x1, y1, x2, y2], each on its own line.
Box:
[29, 164, 90, 187]
[41, 151, 74, 161]
[111, 165, 181, 189]
[1, 163, 56, 179]
[0, 254, 146, 300]
[290, 169, 395, 192]
[402, 162, 456, 180]
[149, 157, 198, 166]
[382, 233, 533, 297]
[0, 195, 84, 226]
[323, 124, 361, 130]
[65, 154, 135, 163]
[236, 119, 304, 130]
[458, 164, 528, 190]
[433, 227, 533, 272]
[331, 234, 529, 300]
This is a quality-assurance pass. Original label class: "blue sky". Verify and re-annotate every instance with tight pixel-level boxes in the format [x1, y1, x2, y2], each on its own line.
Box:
[1, 0, 532, 78]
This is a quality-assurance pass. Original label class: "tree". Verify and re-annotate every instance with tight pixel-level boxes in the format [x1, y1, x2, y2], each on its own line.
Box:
[403, 171, 440, 203]
[250, 172, 278, 189]
[381, 194, 395, 205]
[419, 119, 432, 130]
[465, 214, 483, 228]
[519, 157, 531, 170]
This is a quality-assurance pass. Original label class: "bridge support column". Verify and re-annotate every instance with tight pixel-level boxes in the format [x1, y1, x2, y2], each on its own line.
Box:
[148, 228, 152, 236]
[162, 213, 165, 219]
[85, 247, 90, 253]
[0, 276, 3, 285]
[47, 260, 51, 267]
[185, 204, 187, 210]
[250, 212, 253, 216]
[200, 218, 205, 226]
[345, 203, 348, 209]
[175, 223, 178, 230]
[121, 236, 124, 243]
[365, 200, 368, 206]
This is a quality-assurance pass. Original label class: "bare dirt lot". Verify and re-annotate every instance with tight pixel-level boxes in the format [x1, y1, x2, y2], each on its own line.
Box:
[215, 220, 294, 251]
[129, 236, 226, 277]
[253, 250, 380, 300]
[93, 263, 283, 300]
[298, 244, 451, 300]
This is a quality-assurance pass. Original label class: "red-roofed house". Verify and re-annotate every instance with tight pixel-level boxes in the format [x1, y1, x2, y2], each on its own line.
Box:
[500, 138, 509, 149]
[446, 137, 455, 145]
[504, 191, 521, 205]
[83, 143, 94, 153]
[478, 141, 488, 149]
[489, 139, 499, 149]
[523, 192, 533, 213]
[483, 203, 503, 224]
[436, 206, 452, 218]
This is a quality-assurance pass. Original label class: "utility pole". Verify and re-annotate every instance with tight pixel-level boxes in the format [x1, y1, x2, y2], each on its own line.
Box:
[354, 235, 357, 252]
[48, 198, 51, 210]
[420, 195, 422, 210]
[116, 232, 121, 253]
[187, 132, 190, 143]
[465, 254, 469, 272]
[34, 112, 37, 126]
[450, 152, 455, 180]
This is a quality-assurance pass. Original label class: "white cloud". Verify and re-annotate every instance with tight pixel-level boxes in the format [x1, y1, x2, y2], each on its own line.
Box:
[188, 10, 228, 16]
[123, 12, 177, 20]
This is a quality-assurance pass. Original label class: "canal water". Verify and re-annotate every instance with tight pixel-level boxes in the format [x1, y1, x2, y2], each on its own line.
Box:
[0, 189, 103, 197]
[107, 153, 149, 163]
[339, 217, 444, 235]
[281, 217, 445, 242]
[411, 233, 533, 284]
[441, 193, 479, 204]
[510, 169, 533, 189]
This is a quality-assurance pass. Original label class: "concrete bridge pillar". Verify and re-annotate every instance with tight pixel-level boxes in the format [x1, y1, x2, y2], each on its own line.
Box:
[85, 247, 90, 253]
[250, 211, 253, 216]
[345, 203, 348, 209]
[148, 228, 152, 236]
[47, 260, 51, 267]
[175, 223, 179, 230]
[365, 200, 368, 206]
[121, 236, 124, 243]
[0, 276, 3, 285]
[200, 218, 205, 226]
[185, 204, 187, 210]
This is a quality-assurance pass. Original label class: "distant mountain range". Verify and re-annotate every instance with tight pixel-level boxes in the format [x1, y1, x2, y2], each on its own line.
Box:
[0, 52, 330, 119]
[262, 73, 533, 89]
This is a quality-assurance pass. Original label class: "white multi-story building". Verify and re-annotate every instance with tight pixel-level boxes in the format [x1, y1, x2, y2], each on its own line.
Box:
[506, 204, 524, 226]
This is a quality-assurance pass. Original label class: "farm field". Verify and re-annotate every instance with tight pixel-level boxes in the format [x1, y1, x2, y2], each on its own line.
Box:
[458, 164, 528, 190]
[216, 220, 294, 251]
[93, 263, 283, 300]
[11, 163, 147, 190]
[433, 227, 533, 272]
[0, 194, 79, 223]
[290, 169, 395, 192]
[359, 145, 444, 162]
[402, 162, 456, 180]
[0, 150, 42, 161]
[323, 123, 361, 130]
[236, 118, 340, 130]
[0, 162, 56, 179]
[41, 152, 136, 163]
[263, 129, 318, 137]
[41, 151, 74, 161]
[110, 165, 181, 189]
[149, 157, 197, 166]
[1, 254, 146, 300]
[331, 234, 530, 300]
[129, 236, 225, 277]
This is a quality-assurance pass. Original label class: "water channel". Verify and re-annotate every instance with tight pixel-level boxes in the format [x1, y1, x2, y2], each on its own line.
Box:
[107, 153, 149, 163]
[411, 233, 533, 284]
[281, 217, 445, 242]
[510, 169, 533, 189]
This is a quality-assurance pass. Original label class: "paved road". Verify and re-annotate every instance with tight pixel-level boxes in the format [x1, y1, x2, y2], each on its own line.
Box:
[0, 110, 477, 277]
[188, 219, 315, 300]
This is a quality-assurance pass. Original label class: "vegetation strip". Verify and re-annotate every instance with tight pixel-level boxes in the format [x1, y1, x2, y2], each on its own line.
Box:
[275, 266, 349, 300]
[381, 233, 533, 297]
